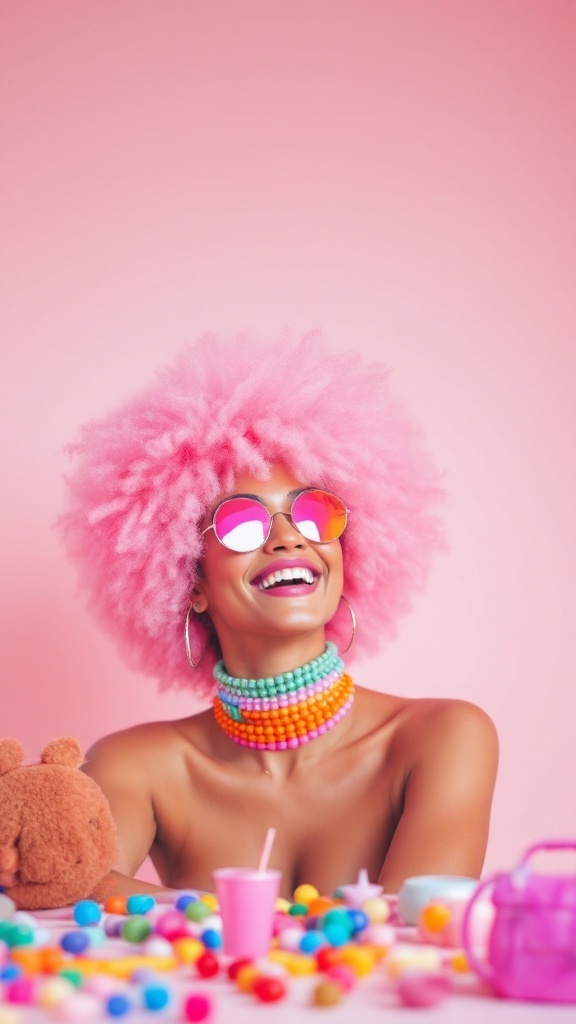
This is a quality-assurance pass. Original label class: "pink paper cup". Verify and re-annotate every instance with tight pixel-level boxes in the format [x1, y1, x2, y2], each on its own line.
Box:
[213, 867, 281, 959]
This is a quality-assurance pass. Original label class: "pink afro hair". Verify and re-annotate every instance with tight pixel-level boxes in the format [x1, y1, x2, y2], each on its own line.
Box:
[59, 332, 445, 695]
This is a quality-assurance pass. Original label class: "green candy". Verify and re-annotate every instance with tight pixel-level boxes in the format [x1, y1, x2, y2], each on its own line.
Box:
[3, 924, 35, 948]
[58, 968, 84, 988]
[121, 914, 152, 942]
[288, 903, 308, 917]
[185, 900, 212, 923]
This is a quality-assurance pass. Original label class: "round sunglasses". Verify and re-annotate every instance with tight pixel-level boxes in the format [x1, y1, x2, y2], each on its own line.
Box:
[201, 488, 348, 553]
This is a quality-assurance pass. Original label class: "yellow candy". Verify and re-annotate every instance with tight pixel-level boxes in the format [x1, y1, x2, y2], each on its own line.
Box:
[419, 902, 451, 934]
[172, 936, 204, 964]
[275, 896, 292, 913]
[451, 951, 470, 973]
[0, 1009, 21, 1024]
[338, 945, 377, 976]
[386, 946, 442, 980]
[236, 964, 260, 993]
[268, 950, 317, 975]
[361, 896, 390, 924]
[293, 883, 319, 906]
[200, 893, 218, 911]
[312, 980, 343, 1006]
[38, 977, 76, 1009]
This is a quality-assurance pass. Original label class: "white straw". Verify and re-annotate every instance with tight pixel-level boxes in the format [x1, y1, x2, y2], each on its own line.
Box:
[257, 827, 276, 873]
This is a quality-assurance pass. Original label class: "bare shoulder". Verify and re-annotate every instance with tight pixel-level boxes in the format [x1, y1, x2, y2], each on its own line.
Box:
[394, 696, 499, 774]
[82, 712, 212, 776]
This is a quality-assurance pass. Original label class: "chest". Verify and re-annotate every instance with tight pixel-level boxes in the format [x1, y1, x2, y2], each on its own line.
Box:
[152, 744, 403, 897]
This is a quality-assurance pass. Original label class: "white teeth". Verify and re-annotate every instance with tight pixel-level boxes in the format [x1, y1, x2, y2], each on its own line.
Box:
[256, 566, 315, 590]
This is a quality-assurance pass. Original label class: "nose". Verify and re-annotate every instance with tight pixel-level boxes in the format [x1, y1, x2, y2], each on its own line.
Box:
[263, 511, 305, 552]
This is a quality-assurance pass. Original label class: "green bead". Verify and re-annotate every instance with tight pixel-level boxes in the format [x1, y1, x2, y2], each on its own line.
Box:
[58, 968, 84, 988]
[288, 903, 309, 917]
[4, 924, 34, 948]
[121, 915, 152, 942]
[185, 900, 212, 922]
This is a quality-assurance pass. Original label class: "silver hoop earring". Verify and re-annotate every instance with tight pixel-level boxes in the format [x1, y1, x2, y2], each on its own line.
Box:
[185, 602, 204, 670]
[339, 595, 357, 654]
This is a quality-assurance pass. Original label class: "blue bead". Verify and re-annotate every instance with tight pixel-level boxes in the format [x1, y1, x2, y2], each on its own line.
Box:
[0, 965, 22, 980]
[322, 922, 350, 947]
[126, 894, 156, 915]
[73, 899, 101, 926]
[299, 930, 326, 954]
[175, 893, 197, 911]
[142, 984, 171, 1011]
[347, 908, 369, 935]
[61, 930, 90, 954]
[201, 928, 222, 949]
[106, 994, 132, 1016]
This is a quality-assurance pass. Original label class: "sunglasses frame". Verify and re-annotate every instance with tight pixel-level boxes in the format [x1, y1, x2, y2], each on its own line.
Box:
[201, 488, 349, 553]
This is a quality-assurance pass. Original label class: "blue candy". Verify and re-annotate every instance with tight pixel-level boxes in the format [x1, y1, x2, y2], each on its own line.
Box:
[73, 899, 102, 926]
[201, 927, 222, 950]
[175, 893, 198, 911]
[142, 984, 171, 1011]
[61, 930, 90, 954]
[106, 994, 132, 1016]
[299, 930, 326, 954]
[0, 964, 23, 980]
[126, 894, 156, 915]
[347, 908, 369, 935]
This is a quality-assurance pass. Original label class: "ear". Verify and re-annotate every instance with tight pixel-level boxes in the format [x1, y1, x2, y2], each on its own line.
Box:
[190, 587, 209, 615]
[40, 737, 84, 769]
[0, 738, 24, 775]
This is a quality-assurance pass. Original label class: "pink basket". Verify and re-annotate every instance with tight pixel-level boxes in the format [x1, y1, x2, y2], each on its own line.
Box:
[462, 840, 576, 1003]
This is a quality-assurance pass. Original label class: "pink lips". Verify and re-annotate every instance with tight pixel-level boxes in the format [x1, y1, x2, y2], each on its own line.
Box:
[250, 558, 321, 598]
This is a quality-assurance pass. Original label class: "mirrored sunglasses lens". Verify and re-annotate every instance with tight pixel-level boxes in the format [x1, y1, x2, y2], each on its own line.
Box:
[213, 497, 270, 551]
[291, 490, 347, 542]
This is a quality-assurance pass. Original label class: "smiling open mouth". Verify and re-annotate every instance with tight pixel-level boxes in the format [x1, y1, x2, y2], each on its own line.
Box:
[252, 566, 318, 591]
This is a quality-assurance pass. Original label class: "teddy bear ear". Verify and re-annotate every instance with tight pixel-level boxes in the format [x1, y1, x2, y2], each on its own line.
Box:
[0, 738, 25, 775]
[40, 737, 84, 769]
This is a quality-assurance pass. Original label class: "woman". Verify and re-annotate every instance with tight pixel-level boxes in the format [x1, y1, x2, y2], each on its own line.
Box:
[2, 333, 498, 899]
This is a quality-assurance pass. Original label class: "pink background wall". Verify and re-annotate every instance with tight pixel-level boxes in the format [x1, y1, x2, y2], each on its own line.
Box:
[2, 1, 575, 881]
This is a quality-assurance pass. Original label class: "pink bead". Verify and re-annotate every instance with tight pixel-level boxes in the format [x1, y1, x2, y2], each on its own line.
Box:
[277, 740, 287, 749]
[327, 964, 357, 991]
[183, 992, 212, 1022]
[397, 972, 452, 1007]
[287, 738, 299, 749]
[299, 734, 309, 744]
[154, 910, 188, 941]
[318, 724, 327, 735]
[6, 977, 36, 1004]
[309, 730, 318, 739]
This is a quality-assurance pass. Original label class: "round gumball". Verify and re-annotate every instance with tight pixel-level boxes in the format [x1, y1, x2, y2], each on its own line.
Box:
[195, 951, 219, 978]
[106, 993, 132, 1016]
[183, 993, 212, 1022]
[397, 971, 452, 1007]
[312, 980, 343, 1006]
[253, 976, 287, 1002]
[60, 930, 90, 955]
[73, 900, 101, 927]
[142, 984, 171, 1011]
[293, 884, 319, 906]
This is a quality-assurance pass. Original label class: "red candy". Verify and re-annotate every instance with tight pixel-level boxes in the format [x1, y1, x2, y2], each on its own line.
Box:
[195, 951, 220, 978]
[183, 993, 212, 1022]
[253, 976, 287, 1002]
[227, 958, 253, 980]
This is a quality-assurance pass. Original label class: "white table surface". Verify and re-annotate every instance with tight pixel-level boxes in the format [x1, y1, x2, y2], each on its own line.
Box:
[4, 907, 576, 1023]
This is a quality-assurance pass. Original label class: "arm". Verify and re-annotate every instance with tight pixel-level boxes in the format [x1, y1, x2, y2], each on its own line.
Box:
[81, 729, 169, 896]
[379, 701, 499, 892]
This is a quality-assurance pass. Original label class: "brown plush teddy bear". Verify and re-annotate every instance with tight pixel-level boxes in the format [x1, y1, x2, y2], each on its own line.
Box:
[0, 737, 117, 909]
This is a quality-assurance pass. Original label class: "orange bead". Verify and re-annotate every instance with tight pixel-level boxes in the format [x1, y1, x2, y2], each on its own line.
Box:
[104, 895, 128, 915]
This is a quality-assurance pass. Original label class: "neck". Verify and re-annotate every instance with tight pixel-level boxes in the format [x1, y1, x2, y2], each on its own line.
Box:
[212, 641, 354, 753]
[215, 629, 328, 681]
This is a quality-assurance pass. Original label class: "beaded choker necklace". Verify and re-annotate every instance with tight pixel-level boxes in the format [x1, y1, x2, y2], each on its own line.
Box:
[213, 642, 354, 751]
